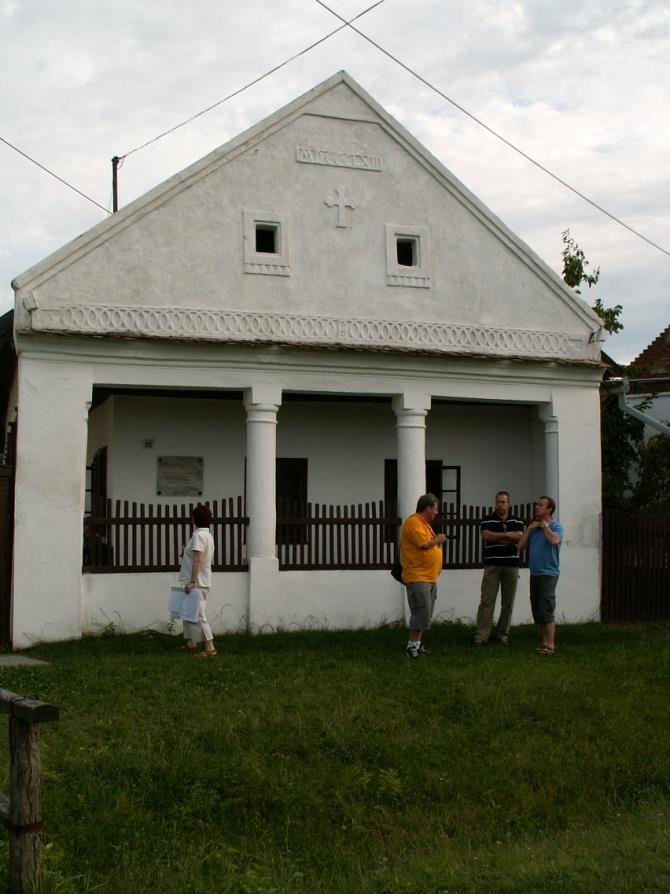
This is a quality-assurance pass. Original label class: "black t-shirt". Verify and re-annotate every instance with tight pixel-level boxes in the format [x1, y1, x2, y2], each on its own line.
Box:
[480, 512, 525, 566]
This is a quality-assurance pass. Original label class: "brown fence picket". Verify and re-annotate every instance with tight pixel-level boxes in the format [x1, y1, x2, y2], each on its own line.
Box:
[601, 509, 670, 622]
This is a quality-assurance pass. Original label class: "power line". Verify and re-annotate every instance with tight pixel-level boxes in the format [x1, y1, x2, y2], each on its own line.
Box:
[0, 136, 110, 215]
[119, 0, 388, 160]
[313, 0, 670, 259]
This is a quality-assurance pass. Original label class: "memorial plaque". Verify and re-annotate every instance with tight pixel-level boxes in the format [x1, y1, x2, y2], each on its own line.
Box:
[157, 456, 203, 496]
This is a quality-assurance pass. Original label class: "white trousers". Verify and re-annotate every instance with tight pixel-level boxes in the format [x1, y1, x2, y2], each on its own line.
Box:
[182, 588, 213, 643]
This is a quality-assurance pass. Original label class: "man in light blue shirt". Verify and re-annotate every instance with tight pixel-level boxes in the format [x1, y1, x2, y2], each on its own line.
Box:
[518, 496, 563, 656]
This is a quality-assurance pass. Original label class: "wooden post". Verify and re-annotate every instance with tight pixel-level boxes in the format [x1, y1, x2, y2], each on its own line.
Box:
[0, 691, 59, 894]
[8, 717, 42, 893]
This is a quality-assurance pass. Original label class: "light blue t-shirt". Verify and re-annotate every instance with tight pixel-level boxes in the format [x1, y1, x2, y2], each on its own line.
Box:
[528, 521, 563, 577]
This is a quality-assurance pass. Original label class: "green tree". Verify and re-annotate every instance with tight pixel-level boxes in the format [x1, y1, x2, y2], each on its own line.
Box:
[561, 229, 623, 334]
[631, 431, 670, 515]
[560, 230, 642, 508]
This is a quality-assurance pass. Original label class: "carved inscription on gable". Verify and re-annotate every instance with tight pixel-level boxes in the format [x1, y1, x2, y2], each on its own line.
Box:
[296, 146, 383, 172]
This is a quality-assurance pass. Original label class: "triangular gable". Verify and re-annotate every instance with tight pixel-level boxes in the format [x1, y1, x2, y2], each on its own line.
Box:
[12, 71, 602, 363]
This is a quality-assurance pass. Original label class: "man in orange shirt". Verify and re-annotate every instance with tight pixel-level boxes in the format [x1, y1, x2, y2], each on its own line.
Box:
[400, 493, 447, 659]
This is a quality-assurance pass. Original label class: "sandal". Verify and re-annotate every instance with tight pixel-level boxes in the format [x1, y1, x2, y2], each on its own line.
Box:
[536, 645, 556, 657]
[195, 649, 218, 658]
[178, 643, 197, 653]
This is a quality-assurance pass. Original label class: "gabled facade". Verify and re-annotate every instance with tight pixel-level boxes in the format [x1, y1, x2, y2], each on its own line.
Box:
[9, 72, 604, 647]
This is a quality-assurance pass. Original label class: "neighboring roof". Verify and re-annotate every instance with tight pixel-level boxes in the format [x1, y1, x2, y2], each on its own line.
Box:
[630, 323, 670, 394]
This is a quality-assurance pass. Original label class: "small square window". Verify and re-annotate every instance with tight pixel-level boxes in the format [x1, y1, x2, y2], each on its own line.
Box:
[396, 237, 417, 267]
[244, 210, 290, 276]
[385, 224, 430, 288]
[255, 224, 278, 254]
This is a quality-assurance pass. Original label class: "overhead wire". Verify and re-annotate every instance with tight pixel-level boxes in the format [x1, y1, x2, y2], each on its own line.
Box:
[312, 0, 670, 258]
[0, 135, 110, 215]
[119, 0, 388, 160]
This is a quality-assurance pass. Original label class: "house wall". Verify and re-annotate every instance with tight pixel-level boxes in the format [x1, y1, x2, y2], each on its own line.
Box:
[92, 396, 543, 508]
[79, 561, 597, 642]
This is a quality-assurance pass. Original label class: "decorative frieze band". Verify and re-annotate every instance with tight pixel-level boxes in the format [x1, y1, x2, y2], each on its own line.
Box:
[296, 146, 383, 172]
[27, 305, 596, 361]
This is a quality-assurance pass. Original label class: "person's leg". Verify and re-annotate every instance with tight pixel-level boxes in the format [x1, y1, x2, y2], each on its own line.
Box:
[195, 590, 216, 656]
[474, 566, 500, 643]
[405, 582, 431, 657]
[534, 577, 557, 655]
[495, 566, 519, 641]
[541, 621, 556, 650]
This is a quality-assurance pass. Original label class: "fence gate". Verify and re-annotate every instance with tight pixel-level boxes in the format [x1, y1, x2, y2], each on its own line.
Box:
[602, 509, 670, 622]
[0, 466, 14, 645]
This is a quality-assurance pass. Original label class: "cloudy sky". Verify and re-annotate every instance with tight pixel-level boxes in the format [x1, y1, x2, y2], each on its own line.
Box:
[1, 0, 668, 363]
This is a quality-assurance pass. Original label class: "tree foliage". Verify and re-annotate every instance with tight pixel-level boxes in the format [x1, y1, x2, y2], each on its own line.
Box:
[631, 431, 670, 516]
[560, 230, 642, 508]
[561, 229, 623, 334]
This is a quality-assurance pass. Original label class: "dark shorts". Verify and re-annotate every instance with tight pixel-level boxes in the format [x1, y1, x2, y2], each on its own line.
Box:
[405, 581, 437, 630]
[530, 575, 558, 625]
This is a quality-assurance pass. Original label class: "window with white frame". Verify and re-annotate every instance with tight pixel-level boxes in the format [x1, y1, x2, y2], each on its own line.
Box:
[385, 224, 431, 288]
[243, 210, 290, 276]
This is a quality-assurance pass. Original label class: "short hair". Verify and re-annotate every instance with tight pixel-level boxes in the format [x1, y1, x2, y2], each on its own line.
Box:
[495, 491, 510, 501]
[539, 496, 556, 515]
[192, 504, 212, 527]
[416, 493, 439, 512]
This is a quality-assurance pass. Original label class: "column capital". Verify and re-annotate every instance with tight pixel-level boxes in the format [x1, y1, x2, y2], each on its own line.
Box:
[392, 390, 431, 416]
[244, 384, 282, 409]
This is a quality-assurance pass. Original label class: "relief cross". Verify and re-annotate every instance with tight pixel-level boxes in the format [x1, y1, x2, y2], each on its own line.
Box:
[324, 187, 357, 228]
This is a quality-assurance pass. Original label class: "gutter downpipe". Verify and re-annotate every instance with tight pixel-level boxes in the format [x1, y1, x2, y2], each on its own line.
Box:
[608, 377, 670, 438]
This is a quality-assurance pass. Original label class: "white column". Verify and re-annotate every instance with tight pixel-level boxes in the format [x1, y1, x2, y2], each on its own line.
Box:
[541, 409, 560, 512]
[392, 391, 431, 521]
[12, 357, 92, 648]
[244, 384, 281, 631]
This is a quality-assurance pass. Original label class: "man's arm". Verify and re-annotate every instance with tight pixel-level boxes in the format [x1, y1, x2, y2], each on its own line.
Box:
[518, 521, 561, 551]
[481, 529, 524, 544]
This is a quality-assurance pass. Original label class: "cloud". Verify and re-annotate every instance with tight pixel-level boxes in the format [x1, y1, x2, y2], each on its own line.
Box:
[1, 0, 668, 362]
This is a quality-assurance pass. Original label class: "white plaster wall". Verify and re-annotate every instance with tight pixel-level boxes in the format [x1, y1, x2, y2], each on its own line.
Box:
[100, 397, 545, 509]
[82, 572, 248, 635]
[427, 403, 542, 506]
[27, 83, 590, 341]
[106, 395, 246, 503]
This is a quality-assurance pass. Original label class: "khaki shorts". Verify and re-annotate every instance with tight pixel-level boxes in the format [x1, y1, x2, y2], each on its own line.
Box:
[405, 581, 437, 630]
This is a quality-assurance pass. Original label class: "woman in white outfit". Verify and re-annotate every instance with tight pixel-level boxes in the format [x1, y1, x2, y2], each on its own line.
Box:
[178, 504, 216, 657]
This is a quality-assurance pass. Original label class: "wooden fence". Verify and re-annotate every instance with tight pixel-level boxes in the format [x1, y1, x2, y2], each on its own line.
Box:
[602, 509, 670, 621]
[84, 497, 248, 572]
[84, 498, 533, 572]
[0, 688, 59, 893]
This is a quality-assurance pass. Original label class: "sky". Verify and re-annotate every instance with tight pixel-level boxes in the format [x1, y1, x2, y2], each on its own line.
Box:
[1, 0, 668, 364]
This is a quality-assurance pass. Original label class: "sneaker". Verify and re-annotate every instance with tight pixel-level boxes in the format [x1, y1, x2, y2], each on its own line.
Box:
[405, 643, 420, 659]
[418, 644, 430, 655]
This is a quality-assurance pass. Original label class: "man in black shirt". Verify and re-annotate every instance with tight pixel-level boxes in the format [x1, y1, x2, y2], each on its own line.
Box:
[473, 491, 525, 646]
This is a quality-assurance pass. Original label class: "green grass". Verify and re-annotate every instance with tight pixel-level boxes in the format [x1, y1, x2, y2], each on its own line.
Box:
[0, 622, 668, 893]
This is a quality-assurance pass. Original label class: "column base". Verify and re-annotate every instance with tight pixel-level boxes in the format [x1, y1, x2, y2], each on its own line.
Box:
[248, 557, 280, 633]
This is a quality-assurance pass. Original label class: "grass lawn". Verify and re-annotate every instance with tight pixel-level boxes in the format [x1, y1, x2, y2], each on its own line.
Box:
[0, 621, 668, 893]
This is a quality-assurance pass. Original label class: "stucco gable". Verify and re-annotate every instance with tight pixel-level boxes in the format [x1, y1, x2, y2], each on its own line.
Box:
[12, 71, 601, 363]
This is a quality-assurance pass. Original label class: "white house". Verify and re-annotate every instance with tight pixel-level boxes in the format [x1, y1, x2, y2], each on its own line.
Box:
[8, 72, 604, 648]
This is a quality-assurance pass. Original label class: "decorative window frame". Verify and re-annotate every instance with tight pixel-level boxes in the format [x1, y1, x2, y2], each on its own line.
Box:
[243, 210, 290, 276]
[385, 224, 431, 288]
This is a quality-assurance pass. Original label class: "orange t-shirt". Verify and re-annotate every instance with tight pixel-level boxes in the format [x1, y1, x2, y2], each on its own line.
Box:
[400, 514, 443, 583]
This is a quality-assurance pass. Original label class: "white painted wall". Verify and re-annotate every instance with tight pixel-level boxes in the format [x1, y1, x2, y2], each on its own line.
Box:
[77, 553, 597, 642]
[92, 396, 543, 509]
[82, 571, 248, 636]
